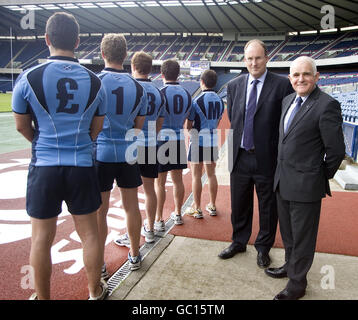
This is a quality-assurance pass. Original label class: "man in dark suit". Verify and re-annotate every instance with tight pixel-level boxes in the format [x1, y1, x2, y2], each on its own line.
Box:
[265, 56, 345, 300]
[218, 39, 293, 268]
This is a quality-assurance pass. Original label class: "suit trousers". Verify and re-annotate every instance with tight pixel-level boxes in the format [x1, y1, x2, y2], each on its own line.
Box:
[276, 190, 321, 293]
[230, 149, 278, 253]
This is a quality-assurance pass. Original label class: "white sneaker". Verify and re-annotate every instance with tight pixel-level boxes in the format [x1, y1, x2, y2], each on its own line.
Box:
[89, 279, 108, 300]
[154, 220, 165, 233]
[128, 252, 142, 271]
[141, 224, 155, 243]
[170, 212, 183, 225]
[114, 233, 131, 248]
[185, 207, 195, 216]
[144, 218, 164, 236]
[185, 207, 203, 219]
[205, 204, 217, 216]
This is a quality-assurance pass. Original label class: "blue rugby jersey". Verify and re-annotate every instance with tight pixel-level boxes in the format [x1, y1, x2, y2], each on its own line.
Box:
[12, 56, 107, 167]
[188, 90, 225, 147]
[159, 82, 192, 141]
[96, 68, 147, 162]
[136, 78, 166, 147]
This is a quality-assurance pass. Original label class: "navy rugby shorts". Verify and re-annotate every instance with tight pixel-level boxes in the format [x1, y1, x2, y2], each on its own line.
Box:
[26, 165, 101, 219]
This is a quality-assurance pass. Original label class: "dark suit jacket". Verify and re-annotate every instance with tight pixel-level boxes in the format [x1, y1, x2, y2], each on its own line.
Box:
[274, 86, 345, 202]
[227, 71, 293, 175]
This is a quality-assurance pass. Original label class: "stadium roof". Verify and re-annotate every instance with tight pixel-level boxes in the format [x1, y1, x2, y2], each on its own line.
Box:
[1, 0, 358, 38]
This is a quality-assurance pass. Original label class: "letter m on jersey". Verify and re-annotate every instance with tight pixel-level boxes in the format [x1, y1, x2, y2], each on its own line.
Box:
[208, 101, 221, 120]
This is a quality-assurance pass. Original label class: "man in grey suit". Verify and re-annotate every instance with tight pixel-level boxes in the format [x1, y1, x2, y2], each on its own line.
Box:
[218, 39, 293, 267]
[265, 56, 345, 300]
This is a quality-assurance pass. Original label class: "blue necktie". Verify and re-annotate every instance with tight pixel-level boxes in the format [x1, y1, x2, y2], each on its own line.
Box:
[243, 79, 259, 150]
[285, 96, 303, 133]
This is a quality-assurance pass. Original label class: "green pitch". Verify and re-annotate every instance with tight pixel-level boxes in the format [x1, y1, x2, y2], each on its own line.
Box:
[0, 93, 12, 112]
[0, 92, 31, 154]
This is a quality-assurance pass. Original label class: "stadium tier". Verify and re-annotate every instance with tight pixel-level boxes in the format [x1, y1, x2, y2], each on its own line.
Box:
[332, 91, 358, 122]
[1, 31, 358, 70]
[1, 30, 358, 132]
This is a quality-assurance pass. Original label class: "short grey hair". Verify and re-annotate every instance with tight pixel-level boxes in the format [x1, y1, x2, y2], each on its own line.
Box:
[290, 56, 317, 76]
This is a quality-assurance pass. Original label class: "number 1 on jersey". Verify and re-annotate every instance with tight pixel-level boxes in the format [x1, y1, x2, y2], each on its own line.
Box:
[112, 86, 124, 115]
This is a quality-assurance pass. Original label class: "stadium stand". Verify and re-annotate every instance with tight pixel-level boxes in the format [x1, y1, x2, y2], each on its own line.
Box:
[0, 41, 11, 68]
[2, 31, 358, 69]
[323, 32, 358, 59]
[0, 75, 13, 92]
[332, 91, 358, 122]
[0, 3, 357, 161]
[2, 33, 358, 110]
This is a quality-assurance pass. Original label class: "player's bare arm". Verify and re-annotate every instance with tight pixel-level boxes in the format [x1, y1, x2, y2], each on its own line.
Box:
[14, 113, 34, 142]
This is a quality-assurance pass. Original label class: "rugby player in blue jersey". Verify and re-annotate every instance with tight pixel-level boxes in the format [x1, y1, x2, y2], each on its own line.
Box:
[155, 60, 192, 226]
[131, 51, 166, 242]
[96, 34, 147, 273]
[185, 70, 224, 218]
[12, 12, 107, 300]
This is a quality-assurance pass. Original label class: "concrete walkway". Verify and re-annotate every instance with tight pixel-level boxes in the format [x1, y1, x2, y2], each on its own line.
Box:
[108, 234, 358, 300]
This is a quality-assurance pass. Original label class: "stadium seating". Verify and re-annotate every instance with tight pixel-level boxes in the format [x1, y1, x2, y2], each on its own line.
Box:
[0, 41, 12, 68]
[1, 32, 358, 105]
[0, 75, 13, 92]
[0, 41, 26, 68]
[1, 31, 358, 69]
[331, 91, 358, 122]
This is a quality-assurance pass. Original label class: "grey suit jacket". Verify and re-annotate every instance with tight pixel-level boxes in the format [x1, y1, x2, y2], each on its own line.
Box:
[274, 86, 345, 202]
[227, 71, 293, 174]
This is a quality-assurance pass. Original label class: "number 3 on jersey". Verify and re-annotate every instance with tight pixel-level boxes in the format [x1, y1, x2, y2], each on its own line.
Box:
[56, 78, 79, 114]
[147, 92, 156, 116]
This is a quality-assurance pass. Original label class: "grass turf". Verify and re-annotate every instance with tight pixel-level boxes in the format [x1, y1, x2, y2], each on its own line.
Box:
[0, 93, 12, 112]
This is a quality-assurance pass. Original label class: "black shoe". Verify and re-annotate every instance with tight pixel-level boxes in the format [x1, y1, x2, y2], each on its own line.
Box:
[218, 243, 246, 259]
[257, 252, 271, 268]
[273, 288, 305, 300]
[264, 266, 287, 279]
